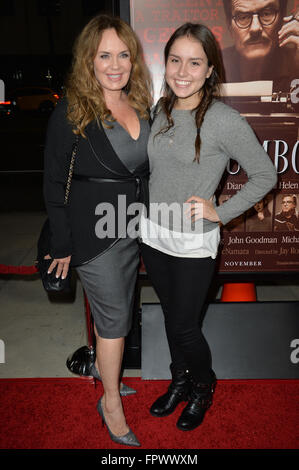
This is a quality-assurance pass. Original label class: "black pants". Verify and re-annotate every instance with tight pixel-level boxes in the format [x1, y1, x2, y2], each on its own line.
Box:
[141, 243, 216, 384]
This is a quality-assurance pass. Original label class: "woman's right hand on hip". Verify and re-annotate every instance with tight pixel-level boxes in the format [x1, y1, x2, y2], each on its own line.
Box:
[44, 255, 72, 279]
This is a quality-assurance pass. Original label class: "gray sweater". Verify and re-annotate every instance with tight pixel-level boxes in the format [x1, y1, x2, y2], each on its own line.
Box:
[147, 99, 277, 233]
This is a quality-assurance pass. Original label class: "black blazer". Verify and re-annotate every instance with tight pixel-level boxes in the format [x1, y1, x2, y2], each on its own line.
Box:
[43, 98, 149, 266]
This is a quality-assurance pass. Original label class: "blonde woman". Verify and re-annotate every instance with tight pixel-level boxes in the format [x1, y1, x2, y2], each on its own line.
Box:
[44, 15, 152, 446]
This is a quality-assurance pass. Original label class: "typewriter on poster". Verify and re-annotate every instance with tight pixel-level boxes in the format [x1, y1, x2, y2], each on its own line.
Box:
[220, 81, 298, 115]
[220, 81, 299, 140]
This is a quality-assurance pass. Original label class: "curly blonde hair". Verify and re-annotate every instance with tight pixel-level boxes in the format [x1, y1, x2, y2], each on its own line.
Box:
[65, 14, 152, 136]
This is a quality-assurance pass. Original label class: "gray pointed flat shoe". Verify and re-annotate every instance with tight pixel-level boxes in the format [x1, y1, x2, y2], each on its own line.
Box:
[97, 397, 140, 447]
[90, 364, 136, 396]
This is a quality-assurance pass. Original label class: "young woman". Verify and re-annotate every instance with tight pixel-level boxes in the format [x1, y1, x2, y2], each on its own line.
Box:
[44, 15, 152, 446]
[140, 22, 277, 431]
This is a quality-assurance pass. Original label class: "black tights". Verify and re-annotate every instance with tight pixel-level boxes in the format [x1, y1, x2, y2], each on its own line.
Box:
[141, 243, 216, 384]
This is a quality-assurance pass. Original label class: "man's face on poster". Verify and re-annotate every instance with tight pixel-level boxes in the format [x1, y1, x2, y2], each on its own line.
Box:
[230, 0, 281, 61]
[281, 197, 296, 216]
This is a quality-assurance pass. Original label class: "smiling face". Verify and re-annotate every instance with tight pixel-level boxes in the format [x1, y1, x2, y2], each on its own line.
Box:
[281, 196, 296, 216]
[165, 35, 213, 109]
[93, 28, 132, 99]
[230, 0, 281, 61]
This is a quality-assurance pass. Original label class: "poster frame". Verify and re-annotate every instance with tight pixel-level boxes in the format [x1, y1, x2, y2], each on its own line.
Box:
[115, 0, 131, 23]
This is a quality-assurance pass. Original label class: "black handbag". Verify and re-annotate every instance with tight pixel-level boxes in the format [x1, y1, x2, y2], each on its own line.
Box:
[36, 135, 79, 292]
[66, 345, 96, 376]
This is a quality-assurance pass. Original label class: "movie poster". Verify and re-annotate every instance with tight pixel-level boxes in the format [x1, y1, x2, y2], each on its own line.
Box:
[131, 0, 299, 272]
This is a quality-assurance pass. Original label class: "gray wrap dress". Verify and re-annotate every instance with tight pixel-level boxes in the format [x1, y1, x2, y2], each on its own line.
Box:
[76, 116, 149, 338]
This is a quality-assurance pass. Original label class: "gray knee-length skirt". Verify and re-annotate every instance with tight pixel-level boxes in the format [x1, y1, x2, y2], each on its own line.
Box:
[76, 238, 140, 339]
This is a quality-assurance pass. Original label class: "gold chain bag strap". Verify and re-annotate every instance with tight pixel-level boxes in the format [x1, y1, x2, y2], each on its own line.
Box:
[64, 134, 80, 205]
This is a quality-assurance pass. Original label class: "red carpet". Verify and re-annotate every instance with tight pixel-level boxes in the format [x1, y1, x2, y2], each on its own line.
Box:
[0, 377, 298, 449]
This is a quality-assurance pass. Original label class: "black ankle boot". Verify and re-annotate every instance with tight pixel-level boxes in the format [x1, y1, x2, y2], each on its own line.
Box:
[150, 365, 191, 417]
[176, 374, 216, 431]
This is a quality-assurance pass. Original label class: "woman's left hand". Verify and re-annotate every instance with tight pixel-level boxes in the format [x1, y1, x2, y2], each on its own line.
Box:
[185, 196, 220, 223]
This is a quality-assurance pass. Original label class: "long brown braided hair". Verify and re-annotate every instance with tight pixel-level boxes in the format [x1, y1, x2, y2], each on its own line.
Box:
[158, 23, 224, 162]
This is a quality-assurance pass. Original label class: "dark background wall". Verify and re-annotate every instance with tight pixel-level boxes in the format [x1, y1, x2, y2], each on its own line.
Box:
[0, 0, 129, 91]
[0, 0, 130, 211]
